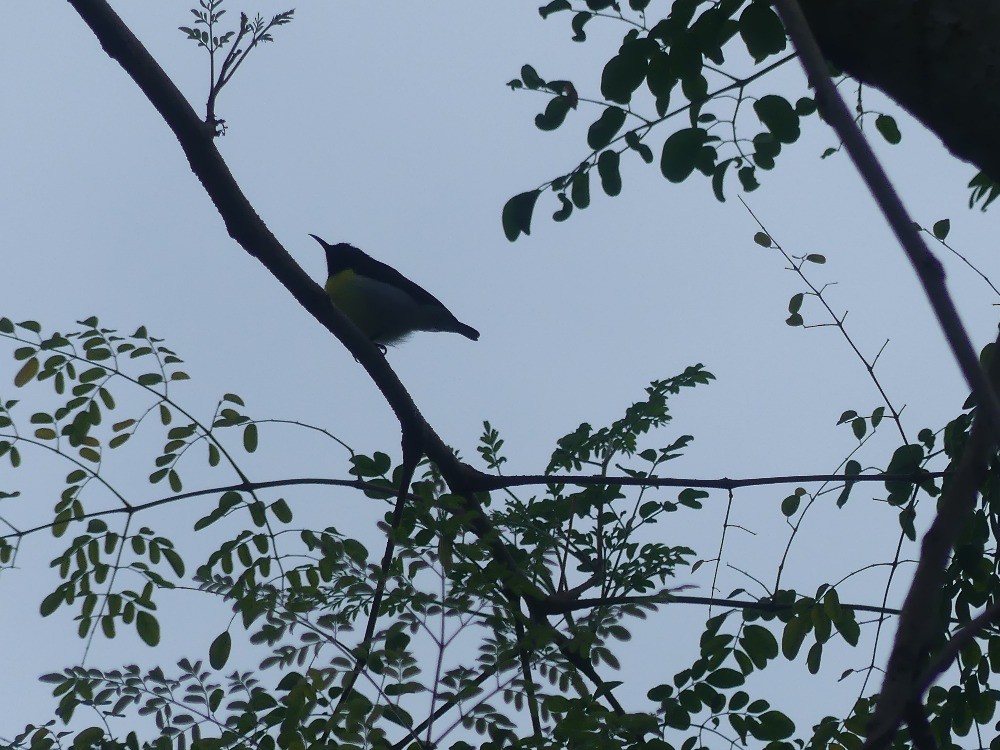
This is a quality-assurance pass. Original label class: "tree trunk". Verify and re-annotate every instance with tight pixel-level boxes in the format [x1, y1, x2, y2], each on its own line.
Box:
[799, 0, 1000, 181]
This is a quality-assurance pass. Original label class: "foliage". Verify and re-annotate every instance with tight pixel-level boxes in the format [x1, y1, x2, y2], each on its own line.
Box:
[501, 0, 913, 239]
[8, 1, 1000, 749]
[179, 0, 294, 128]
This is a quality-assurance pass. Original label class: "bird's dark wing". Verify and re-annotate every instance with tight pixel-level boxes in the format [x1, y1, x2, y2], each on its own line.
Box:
[345, 249, 455, 310]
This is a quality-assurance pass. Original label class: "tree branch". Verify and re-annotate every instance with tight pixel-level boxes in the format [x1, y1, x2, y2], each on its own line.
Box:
[63, 0, 483, 490]
[772, 0, 1000, 441]
[861, 330, 1000, 749]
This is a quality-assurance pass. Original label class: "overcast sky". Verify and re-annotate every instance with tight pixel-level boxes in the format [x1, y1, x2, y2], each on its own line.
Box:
[3, 2, 999, 743]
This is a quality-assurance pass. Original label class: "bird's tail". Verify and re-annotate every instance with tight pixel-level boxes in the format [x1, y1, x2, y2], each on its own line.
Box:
[454, 322, 480, 341]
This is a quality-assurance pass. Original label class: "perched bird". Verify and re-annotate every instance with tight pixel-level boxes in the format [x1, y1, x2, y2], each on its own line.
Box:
[310, 235, 480, 346]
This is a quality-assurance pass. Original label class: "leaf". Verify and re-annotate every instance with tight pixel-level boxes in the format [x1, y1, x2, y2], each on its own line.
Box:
[875, 114, 901, 144]
[520, 64, 544, 89]
[706, 668, 744, 688]
[14, 357, 39, 387]
[836, 459, 862, 508]
[209, 631, 232, 669]
[587, 107, 628, 150]
[136, 611, 160, 646]
[271, 498, 293, 523]
[552, 193, 573, 222]
[597, 150, 622, 196]
[73, 727, 105, 750]
[535, 95, 572, 131]
[885, 443, 924, 499]
[660, 127, 708, 183]
[780, 493, 800, 517]
[932, 219, 951, 240]
[502, 190, 541, 241]
[571, 171, 591, 208]
[40, 591, 63, 617]
[243, 423, 258, 452]
[739, 2, 787, 62]
[752, 132, 781, 169]
[539, 0, 571, 17]
[601, 38, 651, 104]
[754, 95, 800, 144]
[781, 615, 809, 659]
[753, 710, 795, 741]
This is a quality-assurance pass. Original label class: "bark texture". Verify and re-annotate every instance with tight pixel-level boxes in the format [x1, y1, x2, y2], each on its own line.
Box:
[799, 0, 1000, 181]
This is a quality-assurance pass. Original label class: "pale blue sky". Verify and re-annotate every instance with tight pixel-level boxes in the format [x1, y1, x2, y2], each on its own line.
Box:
[2, 2, 998, 743]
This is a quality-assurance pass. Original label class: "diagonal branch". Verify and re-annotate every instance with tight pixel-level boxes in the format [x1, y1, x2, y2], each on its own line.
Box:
[860, 328, 1000, 750]
[63, 0, 482, 490]
[772, 0, 1000, 441]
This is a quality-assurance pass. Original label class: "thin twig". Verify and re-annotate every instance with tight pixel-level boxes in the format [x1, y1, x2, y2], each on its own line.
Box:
[772, 0, 1000, 440]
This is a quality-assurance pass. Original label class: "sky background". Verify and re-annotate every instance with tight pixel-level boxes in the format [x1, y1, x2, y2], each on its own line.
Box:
[3, 1, 999, 744]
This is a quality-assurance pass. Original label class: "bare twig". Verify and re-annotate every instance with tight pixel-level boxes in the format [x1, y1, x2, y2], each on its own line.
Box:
[772, 0, 1000, 440]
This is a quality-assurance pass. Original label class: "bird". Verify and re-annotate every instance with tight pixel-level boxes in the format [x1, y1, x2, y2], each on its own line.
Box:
[309, 235, 480, 346]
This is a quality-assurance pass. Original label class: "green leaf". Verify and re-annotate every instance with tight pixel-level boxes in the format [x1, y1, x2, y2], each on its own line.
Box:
[209, 631, 232, 669]
[837, 459, 861, 508]
[932, 219, 951, 240]
[835, 610, 861, 646]
[601, 38, 650, 104]
[739, 2, 787, 62]
[571, 171, 591, 208]
[646, 49, 675, 100]
[539, 0, 571, 18]
[520, 64, 544, 89]
[752, 132, 781, 169]
[597, 150, 622, 196]
[502, 190, 541, 241]
[875, 114, 901, 144]
[136, 611, 160, 646]
[805, 253, 826, 264]
[754, 95, 800, 144]
[660, 127, 708, 183]
[885, 443, 924, 498]
[851, 417, 866, 439]
[343, 538, 368, 563]
[535, 95, 572, 131]
[14, 357, 39, 387]
[806, 641, 822, 673]
[898, 505, 916, 540]
[706, 668, 744, 688]
[740, 624, 779, 668]
[788, 293, 803, 314]
[781, 615, 809, 659]
[738, 165, 760, 192]
[753, 232, 772, 248]
[73, 727, 105, 750]
[795, 97, 817, 116]
[271, 498, 293, 523]
[752, 710, 795, 741]
[587, 107, 628, 150]
[780, 493, 800, 517]
[243, 423, 258, 453]
[553, 193, 573, 222]
[40, 591, 63, 617]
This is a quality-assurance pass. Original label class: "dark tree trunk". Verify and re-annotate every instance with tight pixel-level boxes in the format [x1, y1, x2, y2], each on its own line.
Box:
[799, 0, 1000, 181]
